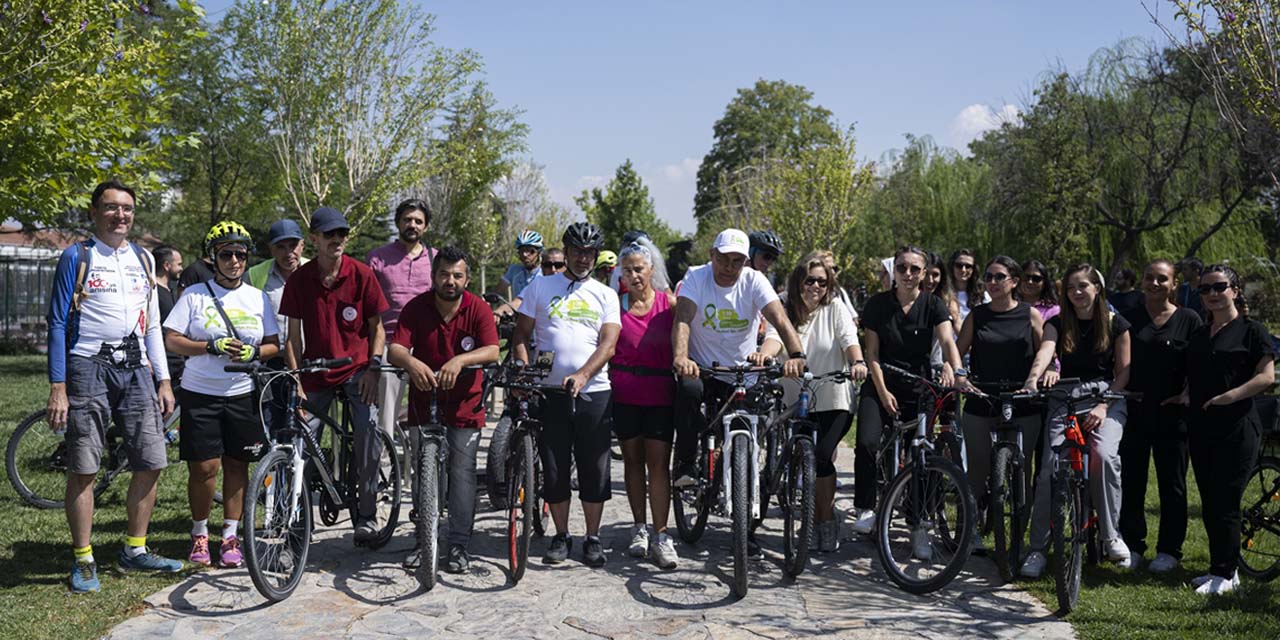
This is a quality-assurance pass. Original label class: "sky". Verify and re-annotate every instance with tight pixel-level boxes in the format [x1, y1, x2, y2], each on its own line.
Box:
[201, 1, 1177, 234]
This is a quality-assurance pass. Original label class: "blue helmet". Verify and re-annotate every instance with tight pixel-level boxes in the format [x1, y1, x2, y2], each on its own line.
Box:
[515, 230, 544, 250]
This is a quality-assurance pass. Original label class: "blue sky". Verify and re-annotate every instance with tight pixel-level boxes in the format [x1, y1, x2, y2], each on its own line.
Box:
[201, 1, 1175, 233]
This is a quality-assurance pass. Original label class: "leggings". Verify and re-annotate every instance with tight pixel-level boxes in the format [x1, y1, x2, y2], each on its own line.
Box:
[539, 389, 613, 503]
[813, 410, 852, 478]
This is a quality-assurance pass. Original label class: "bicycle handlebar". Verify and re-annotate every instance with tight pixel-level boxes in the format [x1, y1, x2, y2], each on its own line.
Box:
[223, 356, 352, 375]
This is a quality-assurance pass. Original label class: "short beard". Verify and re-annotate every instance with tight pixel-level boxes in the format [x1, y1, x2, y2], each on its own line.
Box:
[399, 229, 420, 243]
[436, 286, 462, 302]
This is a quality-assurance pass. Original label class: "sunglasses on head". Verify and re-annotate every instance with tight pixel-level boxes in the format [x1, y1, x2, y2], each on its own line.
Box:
[1197, 281, 1231, 295]
[894, 264, 923, 275]
[542, 261, 566, 269]
[217, 250, 248, 262]
[982, 272, 1009, 283]
[804, 277, 828, 288]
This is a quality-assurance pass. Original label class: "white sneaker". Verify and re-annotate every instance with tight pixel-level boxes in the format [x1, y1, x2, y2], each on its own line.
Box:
[1195, 571, 1240, 595]
[1020, 551, 1048, 578]
[910, 527, 932, 562]
[850, 509, 876, 535]
[1191, 573, 1214, 588]
[628, 524, 650, 558]
[1104, 537, 1132, 564]
[1148, 553, 1179, 574]
[649, 532, 678, 569]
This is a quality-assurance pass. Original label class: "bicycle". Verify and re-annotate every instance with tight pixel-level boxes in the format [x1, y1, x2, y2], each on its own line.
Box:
[873, 363, 978, 595]
[231, 357, 402, 603]
[671, 361, 782, 598]
[966, 379, 1036, 583]
[1237, 392, 1280, 582]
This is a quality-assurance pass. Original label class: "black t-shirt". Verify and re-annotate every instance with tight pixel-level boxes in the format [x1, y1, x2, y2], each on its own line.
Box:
[156, 282, 177, 323]
[1187, 316, 1275, 432]
[967, 302, 1035, 417]
[1110, 290, 1146, 326]
[1049, 312, 1131, 382]
[861, 290, 951, 395]
[1128, 306, 1201, 404]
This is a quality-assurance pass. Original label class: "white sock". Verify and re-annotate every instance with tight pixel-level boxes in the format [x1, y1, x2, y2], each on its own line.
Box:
[223, 520, 239, 539]
[125, 545, 147, 558]
[587, 535, 600, 543]
[191, 519, 209, 537]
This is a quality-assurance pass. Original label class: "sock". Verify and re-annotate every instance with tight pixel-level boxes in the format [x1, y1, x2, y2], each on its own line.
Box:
[223, 520, 239, 539]
[191, 519, 208, 537]
[586, 535, 600, 543]
[73, 545, 94, 565]
[125, 535, 147, 557]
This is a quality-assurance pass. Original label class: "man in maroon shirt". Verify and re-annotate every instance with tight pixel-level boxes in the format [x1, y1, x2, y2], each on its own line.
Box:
[387, 246, 499, 574]
[280, 206, 390, 544]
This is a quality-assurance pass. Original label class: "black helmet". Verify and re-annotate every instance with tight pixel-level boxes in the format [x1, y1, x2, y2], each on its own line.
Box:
[563, 222, 605, 250]
[748, 230, 784, 256]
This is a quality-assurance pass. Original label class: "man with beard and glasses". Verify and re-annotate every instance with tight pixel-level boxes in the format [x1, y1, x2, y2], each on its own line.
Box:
[369, 199, 438, 438]
[388, 246, 499, 574]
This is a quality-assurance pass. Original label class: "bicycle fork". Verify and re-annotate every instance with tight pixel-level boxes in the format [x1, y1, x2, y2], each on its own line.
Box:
[720, 412, 760, 520]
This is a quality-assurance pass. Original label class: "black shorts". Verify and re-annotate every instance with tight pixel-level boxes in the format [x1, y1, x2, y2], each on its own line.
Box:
[540, 389, 612, 503]
[612, 403, 674, 443]
[179, 389, 267, 462]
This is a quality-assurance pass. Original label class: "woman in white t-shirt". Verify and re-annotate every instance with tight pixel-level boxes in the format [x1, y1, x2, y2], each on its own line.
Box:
[162, 222, 279, 569]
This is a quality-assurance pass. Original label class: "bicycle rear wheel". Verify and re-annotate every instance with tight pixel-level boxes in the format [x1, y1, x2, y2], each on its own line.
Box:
[673, 434, 712, 544]
[875, 455, 976, 594]
[783, 436, 815, 578]
[507, 432, 535, 583]
[1240, 456, 1280, 581]
[990, 446, 1023, 583]
[1052, 473, 1085, 614]
[757, 427, 781, 526]
[730, 432, 752, 598]
[484, 415, 514, 510]
[244, 450, 312, 602]
[415, 436, 441, 590]
[363, 429, 402, 549]
[6, 410, 113, 509]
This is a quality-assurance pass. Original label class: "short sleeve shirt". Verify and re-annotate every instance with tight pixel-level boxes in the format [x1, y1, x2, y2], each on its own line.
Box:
[1128, 306, 1202, 403]
[517, 273, 621, 393]
[1048, 312, 1131, 382]
[1187, 316, 1275, 430]
[391, 291, 499, 429]
[367, 242, 435, 337]
[279, 256, 389, 391]
[163, 282, 279, 396]
[678, 264, 779, 366]
[503, 263, 540, 298]
[861, 290, 952, 383]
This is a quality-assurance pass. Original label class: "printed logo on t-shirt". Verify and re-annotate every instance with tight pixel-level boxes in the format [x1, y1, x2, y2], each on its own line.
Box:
[201, 305, 264, 333]
[702, 304, 750, 332]
[547, 296, 601, 324]
[460, 335, 476, 352]
[342, 306, 358, 322]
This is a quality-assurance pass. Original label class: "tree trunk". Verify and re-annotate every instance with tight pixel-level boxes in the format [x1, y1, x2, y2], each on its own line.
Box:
[1109, 230, 1140, 282]
[479, 259, 487, 294]
[1183, 191, 1248, 259]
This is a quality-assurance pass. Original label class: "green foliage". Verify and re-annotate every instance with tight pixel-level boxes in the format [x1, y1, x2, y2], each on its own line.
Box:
[0, 0, 204, 226]
[576, 159, 681, 252]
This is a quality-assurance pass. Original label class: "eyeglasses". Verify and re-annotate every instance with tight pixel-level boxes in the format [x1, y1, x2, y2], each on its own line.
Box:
[1025, 274, 1045, 284]
[982, 272, 1009, 283]
[1197, 281, 1231, 295]
[954, 262, 975, 271]
[542, 261, 566, 270]
[322, 229, 349, 239]
[804, 277, 828, 288]
[101, 203, 135, 214]
[217, 250, 248, 262]
[894, 264, 923, 275]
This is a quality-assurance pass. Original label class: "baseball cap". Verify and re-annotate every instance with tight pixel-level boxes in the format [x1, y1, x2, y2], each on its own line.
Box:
[310, 207, 349, 233]
[711, 228, 750, 256]
[267, 219, 304, 245]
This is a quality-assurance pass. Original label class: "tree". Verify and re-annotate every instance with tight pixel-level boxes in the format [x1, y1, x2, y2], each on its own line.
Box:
[694, 79, 841, 226]
[0, 0, 203, 226]
[575, 160, 681, 251]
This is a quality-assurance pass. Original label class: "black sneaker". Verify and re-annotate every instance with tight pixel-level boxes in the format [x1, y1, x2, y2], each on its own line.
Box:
[583, 536, 607, 568]
[673, 461, 698, 488]
[544, 533, 571, 564]
[444, 544, 470, 574]
[747, 533, 763, 559]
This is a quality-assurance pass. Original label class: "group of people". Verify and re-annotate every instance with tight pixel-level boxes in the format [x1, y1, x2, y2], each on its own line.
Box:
[45, 179, 1275, 600]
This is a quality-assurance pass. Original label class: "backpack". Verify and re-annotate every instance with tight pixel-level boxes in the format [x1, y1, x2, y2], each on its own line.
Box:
[70, 239, 156, 314]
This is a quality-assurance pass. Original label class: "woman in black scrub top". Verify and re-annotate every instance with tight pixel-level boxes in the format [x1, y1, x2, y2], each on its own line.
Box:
[850, 245, 966, 536]
[1118, 259, 1201, 574]
[1180, 265, 1275, 595]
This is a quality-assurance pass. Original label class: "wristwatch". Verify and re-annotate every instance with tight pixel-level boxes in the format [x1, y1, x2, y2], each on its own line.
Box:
[954, 367, 969, 378]
[852, 360, 867, 366]
[790, 351, 807, 359]
[368, 356, 384, 371]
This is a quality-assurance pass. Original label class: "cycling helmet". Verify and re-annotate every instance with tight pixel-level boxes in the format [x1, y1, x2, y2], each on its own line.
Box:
[621, 229, 650, 245]
[205, 220, 252, 258]
[595, 250, 618, 269]
[562, 222, 605, 250]
[748, 230, 784, 257]
[515, 229, 543, 250]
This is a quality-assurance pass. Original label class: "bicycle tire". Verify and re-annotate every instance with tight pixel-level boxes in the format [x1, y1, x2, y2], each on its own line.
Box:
[990, 446, 1017, 582]
[244, 449, 312, 603]
[6, 409, 113, 509]
[415, 437, 441, 591]
[673, 434, 711, 544]
[485, 415, 513, 510]
[874, 455, 976, 595]
[730, 432, 751, 598]
[508, 432, 535, 583]
[1052, 473, 1084, 614]
[783, 436, 815, 578]
[757, 427, 781, 526]
[1241, 456, 1280, 581]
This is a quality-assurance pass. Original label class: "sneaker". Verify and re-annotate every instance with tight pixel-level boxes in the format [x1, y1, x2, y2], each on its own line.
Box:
[69, 561, 100, 594]
[1191, 573, 1214, 588]
[188, 534, 211, 566]
[353, 516, 378, 544]
[1104, 537, 1132, 566]
[650, 532, 679, 569]
[1195, 571, 1240, 595]
[747, 533, 763, 559]
[402, 547, 422, 570]
[910, 527, 932, 562]
[818, 519, 839, 553]
[1020, 551, 1048, 578]
[673, 462, 697, 488]
[628, 524, 650, 558]
[219, 536, 243, 568]
[544, 533, 571, 564]
[1148, 553, 1179, 574]
[117, 548, 183, 573]
[583, 537, 607, 567]
[444, 544, 470, 574]
[850, 508, 876, 535]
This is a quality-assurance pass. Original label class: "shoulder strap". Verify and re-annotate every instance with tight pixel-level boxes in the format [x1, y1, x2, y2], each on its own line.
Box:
[131, 243, 155, 308]
[203, 281, 241, 340]
[71, 240, 92, 313]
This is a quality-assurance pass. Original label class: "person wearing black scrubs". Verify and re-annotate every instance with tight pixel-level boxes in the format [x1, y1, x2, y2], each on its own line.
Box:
[852, 245, 966, 541]
[1118, 259, 1201, 573]
[1181, 265, 1275, 595]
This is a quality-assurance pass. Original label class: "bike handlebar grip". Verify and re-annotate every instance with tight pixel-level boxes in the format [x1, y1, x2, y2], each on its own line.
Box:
[324, 357, 354, 368]
[483, 292, 503, 305]
[223, 363, 259, 373]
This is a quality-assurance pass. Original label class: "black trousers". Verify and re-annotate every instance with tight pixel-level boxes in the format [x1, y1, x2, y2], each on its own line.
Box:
[673, 376, 732, 465]
[1118, 400, 1190, 558]
[1188, 416, 1261, 578]
[853, 384, 918, 511]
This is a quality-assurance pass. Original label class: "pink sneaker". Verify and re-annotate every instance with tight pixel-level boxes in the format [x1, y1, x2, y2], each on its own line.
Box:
[188, 534, 211, 566]
[219, 536, 243, 568]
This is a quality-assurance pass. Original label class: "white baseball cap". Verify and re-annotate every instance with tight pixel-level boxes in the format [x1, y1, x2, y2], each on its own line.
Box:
[712, 228, 750, 256]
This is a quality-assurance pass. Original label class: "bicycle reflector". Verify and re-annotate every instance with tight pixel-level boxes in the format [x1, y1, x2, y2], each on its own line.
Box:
[733, 388, 747, 402]
[1065, 423, 1086, 472]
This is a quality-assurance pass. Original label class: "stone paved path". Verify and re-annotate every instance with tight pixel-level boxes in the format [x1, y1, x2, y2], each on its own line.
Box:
[108, 438, 1074, 640]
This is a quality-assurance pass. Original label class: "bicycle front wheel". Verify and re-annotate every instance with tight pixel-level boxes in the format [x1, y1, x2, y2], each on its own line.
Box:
[415, 437, 441, 590]
[244, 449, 312, 603]
[364, 429, 402, 549]
[875, 455, 976, 594]
[6, 410, 114, 509]
[673, 435, 712, 544]
[730, 432, 752, 598]
[1240, 456, 1280, 582]
[783, 436, 815, 578]
[1052, 473, 1085, 614]
[990, 446, 1023, 583]
[507, 432, 535, 583]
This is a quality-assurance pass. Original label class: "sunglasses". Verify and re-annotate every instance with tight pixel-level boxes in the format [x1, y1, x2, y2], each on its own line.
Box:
[541, 261, 566, 270]
[1024, 274, 1045, 284]
[804, 277, 828, 288]
[1197, 281, 1231, 295]
[217, 250, 248, 262]
[894, 264, 923, 275]
[322, 229, 349, 239]
[954, 262, 975, 271]
[982, 272, 1009, 283]
[760, 252, 779, 263]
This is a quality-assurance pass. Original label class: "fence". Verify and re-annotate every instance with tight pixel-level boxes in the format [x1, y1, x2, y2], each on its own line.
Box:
[0, 257, 58, 350]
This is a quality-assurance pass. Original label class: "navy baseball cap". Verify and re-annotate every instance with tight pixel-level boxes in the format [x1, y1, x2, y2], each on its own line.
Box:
[267, 219, 304, 244]
[310, 207, 350, 233]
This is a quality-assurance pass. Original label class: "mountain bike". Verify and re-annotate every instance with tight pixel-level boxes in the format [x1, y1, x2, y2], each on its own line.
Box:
[1238, 393, 1280, 582]
[966, 379, 1036, 583]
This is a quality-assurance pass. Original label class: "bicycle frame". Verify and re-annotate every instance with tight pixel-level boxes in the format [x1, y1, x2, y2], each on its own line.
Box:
[703, 366, 779, 521]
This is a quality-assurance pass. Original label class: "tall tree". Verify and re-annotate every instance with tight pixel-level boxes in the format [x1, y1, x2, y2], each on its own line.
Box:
[575, 160, 680, 251]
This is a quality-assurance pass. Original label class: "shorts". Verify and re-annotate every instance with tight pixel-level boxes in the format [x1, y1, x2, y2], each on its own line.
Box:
[540, 389, 612, 503]
[611, 403, 674, 443]
[179, 389, 267, 462]
[65, 355, 167, 474]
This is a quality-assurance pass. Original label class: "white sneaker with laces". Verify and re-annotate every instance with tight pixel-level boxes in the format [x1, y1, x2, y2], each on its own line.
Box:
[649, 532, 678, 569]
[1104, 537, 1132, 564]
[1020, 551, 1048, 578]
[1195, 571, 1240, 595]
[850, 509, 876, 535]
[910, 527, 932, 562]
[628, 524, 650, 558]
[1148, 553, 1179, 574]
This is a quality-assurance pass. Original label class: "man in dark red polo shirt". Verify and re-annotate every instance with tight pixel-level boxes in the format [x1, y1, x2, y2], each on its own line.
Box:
[280, 206, 390, 544]
[387, 246, 499, 575]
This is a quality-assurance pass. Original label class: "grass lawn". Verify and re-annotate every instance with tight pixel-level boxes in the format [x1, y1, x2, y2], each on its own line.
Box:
[0, 355, 203, 640]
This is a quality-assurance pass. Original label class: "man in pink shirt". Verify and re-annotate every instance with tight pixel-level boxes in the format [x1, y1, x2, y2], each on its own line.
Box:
[368, 199, 437, 436]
